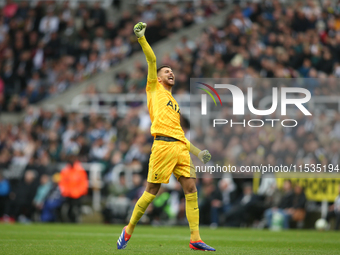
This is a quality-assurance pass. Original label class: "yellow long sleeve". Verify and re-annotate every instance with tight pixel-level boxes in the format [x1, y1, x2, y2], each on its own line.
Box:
[185, 138, 201, 157]
[138, 36, 157, 81]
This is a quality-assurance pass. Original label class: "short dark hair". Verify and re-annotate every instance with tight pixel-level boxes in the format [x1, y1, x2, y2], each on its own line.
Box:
[157, 65, 172, 74]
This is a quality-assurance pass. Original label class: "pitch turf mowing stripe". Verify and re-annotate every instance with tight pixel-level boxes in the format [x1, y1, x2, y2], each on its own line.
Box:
[0, 225, 339, 255]
[0, 230, 338, 244]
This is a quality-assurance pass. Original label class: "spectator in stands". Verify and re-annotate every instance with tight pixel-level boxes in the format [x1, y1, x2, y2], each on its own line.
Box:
[326, 184, 340, 230]
[33, 174, 52, 215]
[288, 184, 307, 227]
[3, 0, 18, 20]
[41, 173, 64, 222]
[199, 178, 222, 226]
[225, 183, 258, 227]
[5, 170, 37, 222]
[103, 172, 130, 223]
[264, 180, 306, 229]
[211, 177, 236, 227]
[90, 2, 106, 28]
[264, 180, 294, 229]
[59, 147, 88, 222]
[39, 6, 59, 39]
[0, 171, 10, 218]
[109, 172, 128, 197]
[126, 173, 143, 200]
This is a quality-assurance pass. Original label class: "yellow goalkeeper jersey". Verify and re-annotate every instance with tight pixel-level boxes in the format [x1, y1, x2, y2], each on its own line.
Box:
[138, 36, 186, 143]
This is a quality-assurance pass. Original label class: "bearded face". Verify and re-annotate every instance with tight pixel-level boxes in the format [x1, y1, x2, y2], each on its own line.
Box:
[157, 67, 175, 86]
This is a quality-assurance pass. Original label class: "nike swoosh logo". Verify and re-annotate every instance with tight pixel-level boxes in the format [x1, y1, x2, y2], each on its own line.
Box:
[194, 207, 198, 210]
[138, 204, 143, 209]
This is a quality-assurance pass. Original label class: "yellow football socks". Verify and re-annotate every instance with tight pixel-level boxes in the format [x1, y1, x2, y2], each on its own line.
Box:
[126, 191, 156, 235]
[185, 192, 201, 241]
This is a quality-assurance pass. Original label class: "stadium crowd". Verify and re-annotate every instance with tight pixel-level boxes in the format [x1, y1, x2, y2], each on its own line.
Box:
[114, 0, 340, 96]
[0, 102, 339, 228]
[1, 0, 340, 229]
[0, 0, 224, 112]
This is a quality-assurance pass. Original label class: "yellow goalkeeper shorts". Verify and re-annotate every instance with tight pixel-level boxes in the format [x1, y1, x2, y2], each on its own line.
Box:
[147, 139, 196, 184]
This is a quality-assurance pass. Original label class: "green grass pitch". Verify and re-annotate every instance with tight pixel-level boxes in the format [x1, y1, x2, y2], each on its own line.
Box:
[0, 224, 339, 254]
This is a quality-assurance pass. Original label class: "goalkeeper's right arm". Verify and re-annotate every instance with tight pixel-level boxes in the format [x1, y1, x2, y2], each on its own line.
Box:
[134, 22, 157, 81]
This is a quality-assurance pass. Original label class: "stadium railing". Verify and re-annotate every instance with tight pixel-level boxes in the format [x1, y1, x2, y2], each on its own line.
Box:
[40, 94, 340, 118]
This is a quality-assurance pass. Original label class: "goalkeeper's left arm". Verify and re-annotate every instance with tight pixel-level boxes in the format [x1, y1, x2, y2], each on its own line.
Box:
[185, 138, 211, 164]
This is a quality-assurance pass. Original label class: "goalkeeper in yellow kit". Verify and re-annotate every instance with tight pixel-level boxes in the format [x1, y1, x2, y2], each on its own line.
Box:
[117, 22, 216, 252]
